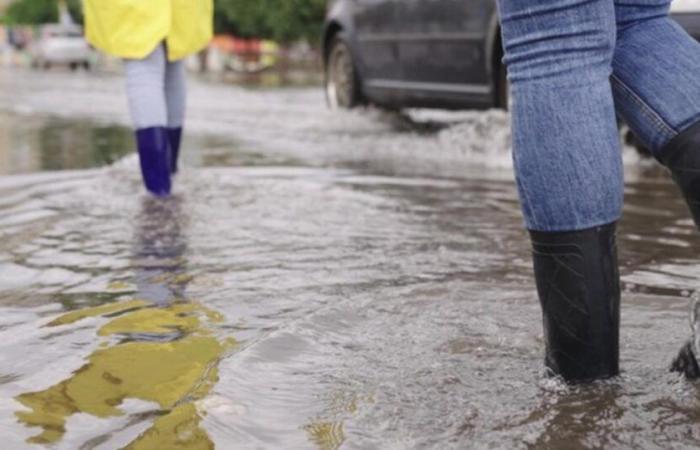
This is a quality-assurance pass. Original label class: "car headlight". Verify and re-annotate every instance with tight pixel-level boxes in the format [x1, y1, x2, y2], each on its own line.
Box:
[671, 0, 700, 13]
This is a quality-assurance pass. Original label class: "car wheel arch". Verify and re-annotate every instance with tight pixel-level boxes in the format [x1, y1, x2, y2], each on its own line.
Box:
[491, 28, 508, 110]
[323, 22, 344, 65]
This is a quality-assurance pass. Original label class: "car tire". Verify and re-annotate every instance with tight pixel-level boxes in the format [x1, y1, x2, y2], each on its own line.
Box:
[496, 63, 510, 111]
[325, 34, 362, 109]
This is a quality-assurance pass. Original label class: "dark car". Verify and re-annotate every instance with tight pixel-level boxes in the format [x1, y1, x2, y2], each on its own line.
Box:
[323, 0, 700, 111]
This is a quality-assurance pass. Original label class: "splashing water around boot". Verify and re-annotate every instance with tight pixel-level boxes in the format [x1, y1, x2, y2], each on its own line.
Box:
[671, 293, 700, 378]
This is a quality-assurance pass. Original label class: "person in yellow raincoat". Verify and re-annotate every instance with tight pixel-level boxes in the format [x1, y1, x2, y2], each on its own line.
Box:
[83, 0, 214, 196]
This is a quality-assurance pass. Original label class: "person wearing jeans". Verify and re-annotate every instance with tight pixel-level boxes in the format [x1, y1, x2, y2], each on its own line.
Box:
[83, 0, 213, 196]
[497, 0, 700, 382]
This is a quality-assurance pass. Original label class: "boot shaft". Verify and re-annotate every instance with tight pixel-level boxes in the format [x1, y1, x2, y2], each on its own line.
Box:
[658, 120, 700, 228]
[136, 127, 172, 197]
[530, 222, 621, 382]
[167, 127, 182, 175]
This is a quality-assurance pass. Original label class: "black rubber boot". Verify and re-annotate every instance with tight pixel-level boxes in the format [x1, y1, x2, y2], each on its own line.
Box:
[658, 123, 700, 378]
[671, 342, 700, 378]
[658, 120, 700, 227]
[671, 298, 700, 379]
[530, 222, 621, 383]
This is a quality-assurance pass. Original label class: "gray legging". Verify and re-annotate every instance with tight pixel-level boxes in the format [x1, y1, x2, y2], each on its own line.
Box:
[123, 44, 186, 130]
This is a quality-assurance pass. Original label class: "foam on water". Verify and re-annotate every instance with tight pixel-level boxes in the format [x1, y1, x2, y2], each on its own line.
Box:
[0, 68, 646, 181]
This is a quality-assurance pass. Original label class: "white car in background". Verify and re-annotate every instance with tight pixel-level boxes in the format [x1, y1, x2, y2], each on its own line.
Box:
[31, 24, 92, 70]
[673, 0, 700, 12]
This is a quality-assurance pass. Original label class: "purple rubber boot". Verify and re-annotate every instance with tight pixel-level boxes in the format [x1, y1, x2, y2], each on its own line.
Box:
[136, 127, 171, 196]
[167, 127, 182, 174]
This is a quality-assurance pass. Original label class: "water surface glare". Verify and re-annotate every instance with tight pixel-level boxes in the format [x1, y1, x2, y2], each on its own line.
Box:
[0, 154, 699, 448]
[1, 79, 700, 446]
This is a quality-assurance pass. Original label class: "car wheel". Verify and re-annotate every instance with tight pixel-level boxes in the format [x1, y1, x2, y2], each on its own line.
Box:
[497, 63, 511, 111]
[325, 35, 362, 109]
[82, 61, 91, 71]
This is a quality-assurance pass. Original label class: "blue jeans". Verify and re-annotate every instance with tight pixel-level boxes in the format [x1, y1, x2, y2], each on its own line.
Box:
[497, 0, 700, 231]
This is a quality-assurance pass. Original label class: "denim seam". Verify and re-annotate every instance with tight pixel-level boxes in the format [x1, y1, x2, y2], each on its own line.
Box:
[677, 111, 700, 134]
[610, 74, 677, 141]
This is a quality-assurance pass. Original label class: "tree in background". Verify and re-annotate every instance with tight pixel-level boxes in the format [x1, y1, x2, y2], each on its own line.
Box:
[1, 0, 82, 25]
[215, 0, 326, 44]
[1, 0, 325, 45]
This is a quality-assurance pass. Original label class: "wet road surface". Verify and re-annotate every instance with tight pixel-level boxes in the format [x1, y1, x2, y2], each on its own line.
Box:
[1, 68, 700, 449]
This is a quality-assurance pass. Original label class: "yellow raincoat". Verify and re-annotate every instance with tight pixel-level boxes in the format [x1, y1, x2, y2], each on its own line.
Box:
[82, 0, 214, 61]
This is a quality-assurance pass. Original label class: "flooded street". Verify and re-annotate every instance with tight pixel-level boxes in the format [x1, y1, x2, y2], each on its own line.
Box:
[2, 68, 700, 449]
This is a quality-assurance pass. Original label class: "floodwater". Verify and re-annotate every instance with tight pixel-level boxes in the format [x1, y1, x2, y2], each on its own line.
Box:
[1, 68, 700, 449]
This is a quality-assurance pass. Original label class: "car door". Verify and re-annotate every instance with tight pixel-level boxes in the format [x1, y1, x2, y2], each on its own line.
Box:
[396, 0, 493, 91]
[353, 0, 402, 83]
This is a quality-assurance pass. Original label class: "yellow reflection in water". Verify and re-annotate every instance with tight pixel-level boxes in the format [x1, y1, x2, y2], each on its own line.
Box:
[15, 300, 234, 447]
[46, 299, 148, 327]
[302, 392, 375, 450]
[303, 421, 346, 450]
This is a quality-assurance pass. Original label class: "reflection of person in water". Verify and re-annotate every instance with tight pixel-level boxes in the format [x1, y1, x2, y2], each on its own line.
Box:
[133, 196, 189, 304]
[83, 1, 214, 196]
[15, 197, 233, 447]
